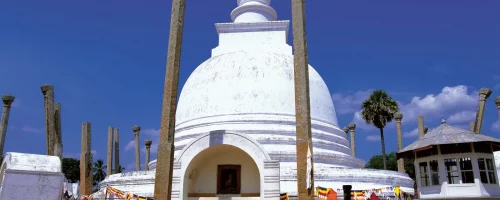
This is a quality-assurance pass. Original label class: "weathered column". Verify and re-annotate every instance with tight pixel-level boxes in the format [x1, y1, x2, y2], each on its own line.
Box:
[133, 125, 141, 171]
[145, 140, 152, 170]
[53, 103, 62, 159]
[291, 0, 315, 199]
[153, 0, 185, 198]
[0, 95, 15, 157]
[342, 127, 348, 134]
[417, 116, 425, 138]
[348, 124, 356, 157]
[41, 84, 56, 155]
[424, 126, 429, 135]
[473, 88, 492, 134]
[106, 126, 113, 176]
[114, 128, 120, 174]
[494, 97, 500, 117]
[80, 122, 93, 195]
[470, 122, 475, 132]
[394, 113, 404, 172]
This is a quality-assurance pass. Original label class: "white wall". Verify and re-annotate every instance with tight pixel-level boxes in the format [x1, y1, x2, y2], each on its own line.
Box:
[186, 145, 260, 195]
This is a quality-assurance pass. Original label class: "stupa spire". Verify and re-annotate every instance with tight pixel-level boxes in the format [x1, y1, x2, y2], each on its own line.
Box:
[231, 0, 277, 23]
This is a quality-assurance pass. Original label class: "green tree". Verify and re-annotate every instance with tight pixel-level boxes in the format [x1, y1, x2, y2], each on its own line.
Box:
[62, 158, 80, 183]
[93, 159, 106, 184]
[361, 90, 399, 169]
[366, 152, 416, 181]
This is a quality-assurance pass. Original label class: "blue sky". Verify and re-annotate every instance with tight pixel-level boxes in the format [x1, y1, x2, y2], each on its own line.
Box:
[1, 0, 499, 172]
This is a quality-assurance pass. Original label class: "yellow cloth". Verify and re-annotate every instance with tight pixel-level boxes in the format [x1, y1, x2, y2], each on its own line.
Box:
[394, 186, 401, 196]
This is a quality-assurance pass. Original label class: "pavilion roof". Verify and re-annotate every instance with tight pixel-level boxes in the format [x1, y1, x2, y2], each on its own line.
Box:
[399, 122, 500, 154]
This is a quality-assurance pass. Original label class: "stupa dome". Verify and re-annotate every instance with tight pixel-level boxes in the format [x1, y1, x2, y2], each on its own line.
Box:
[175, 51, 339, 129]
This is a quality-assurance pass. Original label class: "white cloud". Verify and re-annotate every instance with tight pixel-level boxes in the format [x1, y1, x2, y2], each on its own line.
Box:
[351, 85, 478, 130]
[447, 111, 476, 124]
[332, 90, 372, 115]
[492, 120, 500, 132]
[403, 128, 419, 138]
[143, 128, 160, 136]
[125, 140, 135, 152]
[21, 125, 43, 134]
[365, 135, 380, 142]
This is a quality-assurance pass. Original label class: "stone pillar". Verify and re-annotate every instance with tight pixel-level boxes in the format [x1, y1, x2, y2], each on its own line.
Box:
[133, 125, 141, 171]
[395, 113, 404, 172]
[106, 126, 113, 176]
[417, 116, 425, 138]
[473, 88, 492, 134]
[80, 122, 93, 195]
[153, 0, 185, 198]
[113, 128, 120, 174]
[343, 185, 352, 200]
[53, 103, 62, 160]
[494, 97, 500, 117]
[145, 140, 152, 170]
[0, 94, 15, 157]
[348, 124, 356, 157]
[342, 127, 348, 134]
[41, 84, 56, 155]
[291, 0, 315, 198]
[470, 122, 475, 131]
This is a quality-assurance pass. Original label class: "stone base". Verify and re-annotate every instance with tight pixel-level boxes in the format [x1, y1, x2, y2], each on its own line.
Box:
[0, 152, 64, 200]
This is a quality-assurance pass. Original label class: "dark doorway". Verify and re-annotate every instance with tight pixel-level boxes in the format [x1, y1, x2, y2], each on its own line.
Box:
[217, 165, 241, 194]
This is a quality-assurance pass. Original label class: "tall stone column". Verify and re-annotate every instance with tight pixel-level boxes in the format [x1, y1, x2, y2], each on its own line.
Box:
[153, 0, 185, 198]
[417, 116, 425, 138]
[145, 140, 152, 170]
[0, 95, 15, 157]
[54, 103, 63, 159]
[106, 126, 113, 176]
[80, 122, 93, 195]
[470, 122, 475, 132]
[394, 113, 404, 172]
[473, 88, 492, 134]
[133, 125, 141, 171]
[494, 97, 500, 117]
[292, 0, 315, 198]
[41, 84, 56, 155]
[348, 124, 356, 157]
[113, 128, 120, 174]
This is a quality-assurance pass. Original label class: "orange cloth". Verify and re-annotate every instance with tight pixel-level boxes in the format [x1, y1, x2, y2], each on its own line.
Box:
[327, 189, 337, 200]
[370, 193, 380, 200]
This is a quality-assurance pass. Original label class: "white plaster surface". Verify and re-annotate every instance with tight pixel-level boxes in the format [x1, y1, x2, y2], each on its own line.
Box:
[0, 152, 64, 200]
[494, 151, 500, 187]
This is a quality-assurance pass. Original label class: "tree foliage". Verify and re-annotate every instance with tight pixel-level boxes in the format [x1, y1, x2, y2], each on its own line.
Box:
[62, 158, 80, 183]
[93, 159, 106, 184]
[365, 152, 416, 181]
[361, 90, 399, 169]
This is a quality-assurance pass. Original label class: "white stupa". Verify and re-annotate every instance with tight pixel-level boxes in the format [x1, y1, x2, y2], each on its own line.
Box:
[100, 0, 414, 199]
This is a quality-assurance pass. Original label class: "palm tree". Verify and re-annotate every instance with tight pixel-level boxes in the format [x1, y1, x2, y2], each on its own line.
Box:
[115, 165, 125, 173]
[93, 159, 107, 184]
[361, 90, 399, 170]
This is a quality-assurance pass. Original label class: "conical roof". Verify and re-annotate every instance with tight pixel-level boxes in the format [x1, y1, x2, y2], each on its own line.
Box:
[399, 122, 500, 153]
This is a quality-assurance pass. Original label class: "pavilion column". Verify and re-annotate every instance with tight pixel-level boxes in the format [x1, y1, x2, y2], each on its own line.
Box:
[133, 126, 141, 171]
[348, 124, 356, 157]
[395, 113, 404, 172]
[54, 103, 63, 160]
[80, 122, 93, 195]
[114, 128, 120, 173]
[145, 140, 152, 170]
[153, 0, 185, 198]
[292, 0, 315, 198]
[473, 88, 492, 134]
[41, 84, 56, 155]
[417, 116, 425, 138]
[106, 126, 113, 176]
[494, 97, 500, 118]
[0, 95, 15, 157]
[470, 122, 475, 132]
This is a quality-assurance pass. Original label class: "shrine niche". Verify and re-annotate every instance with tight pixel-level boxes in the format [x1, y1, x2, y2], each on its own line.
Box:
[217, 165, 241, 194]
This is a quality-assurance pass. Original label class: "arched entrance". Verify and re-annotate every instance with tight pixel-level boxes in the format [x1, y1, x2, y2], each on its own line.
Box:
[171, 130, 281, 200]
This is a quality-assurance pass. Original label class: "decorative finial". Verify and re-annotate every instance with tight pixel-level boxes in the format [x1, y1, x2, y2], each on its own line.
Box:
[342, 127, 348, 134]
[231, 0, 277, 23]
[441, 118, 446, 124]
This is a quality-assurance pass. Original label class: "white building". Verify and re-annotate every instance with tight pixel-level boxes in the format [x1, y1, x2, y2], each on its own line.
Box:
[100, 0, 414, 199]
[398, 120, 500, 199]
